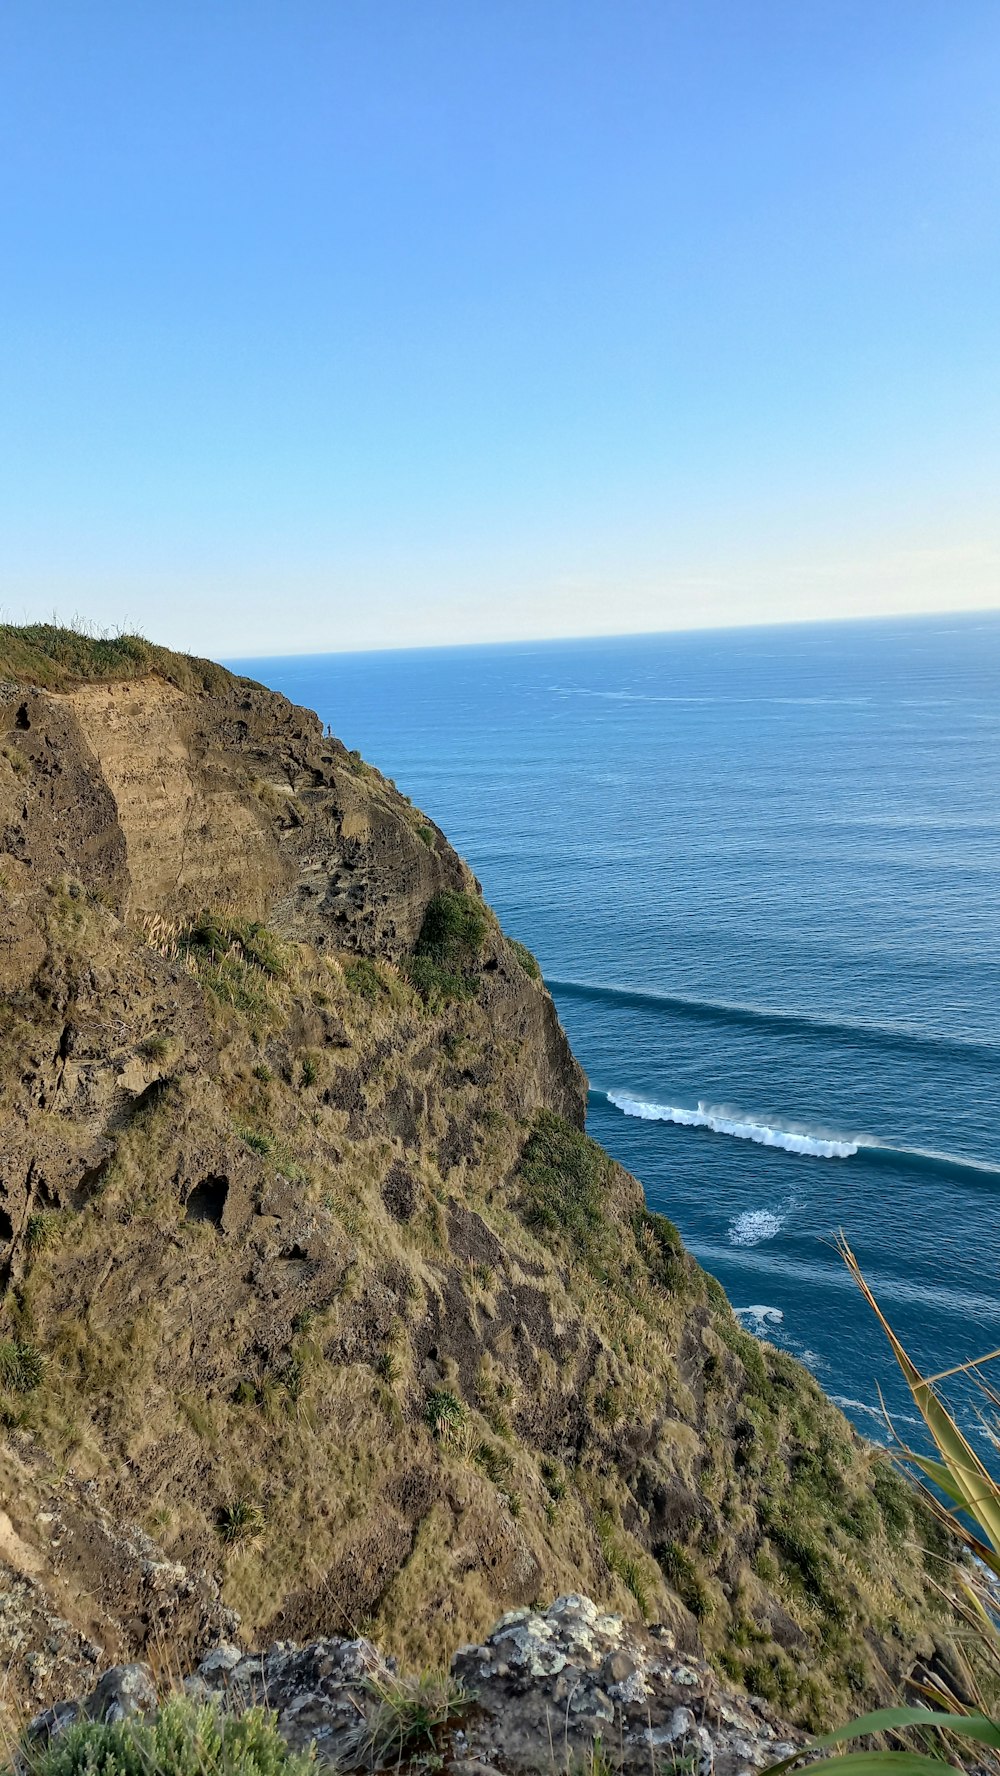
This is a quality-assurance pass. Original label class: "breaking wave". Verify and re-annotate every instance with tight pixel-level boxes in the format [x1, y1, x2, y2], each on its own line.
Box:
[600, 1090, 1000, 1184]
[605, 1091, 858, 1157]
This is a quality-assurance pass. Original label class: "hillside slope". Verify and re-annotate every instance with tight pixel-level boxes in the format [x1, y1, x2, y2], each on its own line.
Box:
[0, 627, 952, 1729]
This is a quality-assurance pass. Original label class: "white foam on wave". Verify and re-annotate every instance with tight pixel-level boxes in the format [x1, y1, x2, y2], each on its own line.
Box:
[606, 1091, 859, 1158]
[735, 1304, 784, 1328]
[729, 1209, 785, 1247]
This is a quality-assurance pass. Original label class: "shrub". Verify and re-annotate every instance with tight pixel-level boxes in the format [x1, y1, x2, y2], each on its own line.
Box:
[518, 1111, 611, 1247]
[416, 824, 435, 848]
[406, 890, 489, 1008]
[300, 1053, 318, 1088]
[14, 1695, 315, 1776]
[773, 1237, 1000, 1776]
[140, 1032, 170, 1061]
[406, 955, 477, 1009]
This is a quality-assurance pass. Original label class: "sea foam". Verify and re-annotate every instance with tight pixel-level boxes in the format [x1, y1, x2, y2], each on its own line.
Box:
[729, 1209, 786, 1246]
[606, 1091, 858, 1158]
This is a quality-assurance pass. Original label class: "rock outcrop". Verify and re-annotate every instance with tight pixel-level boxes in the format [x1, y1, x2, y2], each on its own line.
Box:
[0, 626, 955, 1735]
[28, 1596, 803, 1775]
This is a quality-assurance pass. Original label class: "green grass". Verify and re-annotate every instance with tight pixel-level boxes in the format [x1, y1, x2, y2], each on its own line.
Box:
[424, 1386, 466, 1442]
[407, 890, 488, 1006]
[594, 1508, 650, 1616]
[217, 1494, 265, 1547]
[343, 957, 385, 1001]
[362, 1671, 473, 1766]
[507, 936, 541, 979]
[517, 1110, 612, 1248]
[0, 622, 236, 695]
[0, 1336, 44, 1393]
[11, 1695, 314, 1776]
[656, 1538, 712, 1619]
[414, 890, 488, 968]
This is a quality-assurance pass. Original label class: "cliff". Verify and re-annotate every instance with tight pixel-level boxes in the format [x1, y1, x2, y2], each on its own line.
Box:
[0, 626, 954, 1739]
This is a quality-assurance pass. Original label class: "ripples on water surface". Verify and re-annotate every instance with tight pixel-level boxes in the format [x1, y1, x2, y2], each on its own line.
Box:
[231, 614, 1000, 1446]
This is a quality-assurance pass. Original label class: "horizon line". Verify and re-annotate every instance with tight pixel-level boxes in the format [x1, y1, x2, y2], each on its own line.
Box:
[222, 600, 1000, 666]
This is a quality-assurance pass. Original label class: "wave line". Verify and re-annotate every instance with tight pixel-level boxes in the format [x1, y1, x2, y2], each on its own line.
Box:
[549, 977, 997, 1065]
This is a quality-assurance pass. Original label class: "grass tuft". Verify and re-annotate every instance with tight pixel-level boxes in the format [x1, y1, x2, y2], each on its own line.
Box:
[0, 1336, 44, 1393]
[217, 1494, 266, 1547]
[424, 1386, 466, 1443]
[362, 1671, 474, 1766]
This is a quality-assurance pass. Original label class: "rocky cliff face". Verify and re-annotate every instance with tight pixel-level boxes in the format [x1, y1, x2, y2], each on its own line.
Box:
[0, 628, 953, 1739]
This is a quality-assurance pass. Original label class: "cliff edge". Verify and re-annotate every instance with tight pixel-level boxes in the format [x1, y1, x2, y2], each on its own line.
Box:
[0, 627, 953, 1735]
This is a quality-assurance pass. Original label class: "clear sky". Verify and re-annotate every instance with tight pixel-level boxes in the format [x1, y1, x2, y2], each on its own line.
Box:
[2, 2, 998, 656]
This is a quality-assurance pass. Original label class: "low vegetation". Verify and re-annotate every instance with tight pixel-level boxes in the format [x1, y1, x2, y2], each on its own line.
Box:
[517, 1111, 611, 1247]
[362, 1671, 474, 1766]
[0, 621, 234, 695]
[11, 1697, 314, 1776]
[407, 889, 488, 1006]
[507, 936, 541, 979]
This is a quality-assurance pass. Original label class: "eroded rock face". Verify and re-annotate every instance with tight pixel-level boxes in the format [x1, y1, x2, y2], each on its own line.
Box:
[0, 639, 954, 1724]
[29, 1598, 802, 1775]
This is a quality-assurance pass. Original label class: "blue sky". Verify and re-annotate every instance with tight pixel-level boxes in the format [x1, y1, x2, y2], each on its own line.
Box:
[2, 2, 998, 654]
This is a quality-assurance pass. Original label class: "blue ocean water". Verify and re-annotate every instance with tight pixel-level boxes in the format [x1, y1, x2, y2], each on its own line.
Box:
[230, 613, 1000, 1445]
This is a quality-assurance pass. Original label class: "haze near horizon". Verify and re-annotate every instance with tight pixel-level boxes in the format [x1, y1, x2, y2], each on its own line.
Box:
[2, 2, 998, 656]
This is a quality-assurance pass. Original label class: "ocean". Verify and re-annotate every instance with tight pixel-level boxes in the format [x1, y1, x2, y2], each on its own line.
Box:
[229, 612, 1000, 1447]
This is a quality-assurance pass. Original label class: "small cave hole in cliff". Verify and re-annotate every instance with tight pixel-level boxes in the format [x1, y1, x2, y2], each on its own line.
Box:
[186, 1176, 229, 1230]
[14, 703, 30, 730]
[0, 1207, 12, 1245]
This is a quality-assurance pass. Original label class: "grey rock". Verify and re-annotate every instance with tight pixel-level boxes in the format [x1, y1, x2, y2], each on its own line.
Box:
[86, 1664, 158, 1723]
[195, 1643, 243, 1683]
[28, 1595, 804, 1776]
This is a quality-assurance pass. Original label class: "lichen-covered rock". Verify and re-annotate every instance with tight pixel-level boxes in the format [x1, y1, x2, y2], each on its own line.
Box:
[188, 1634, 397, 1761]
[451, 1596, 802, 1775]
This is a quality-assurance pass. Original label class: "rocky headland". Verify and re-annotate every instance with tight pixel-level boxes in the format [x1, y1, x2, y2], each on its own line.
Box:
[0, 627, 958, 1762]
